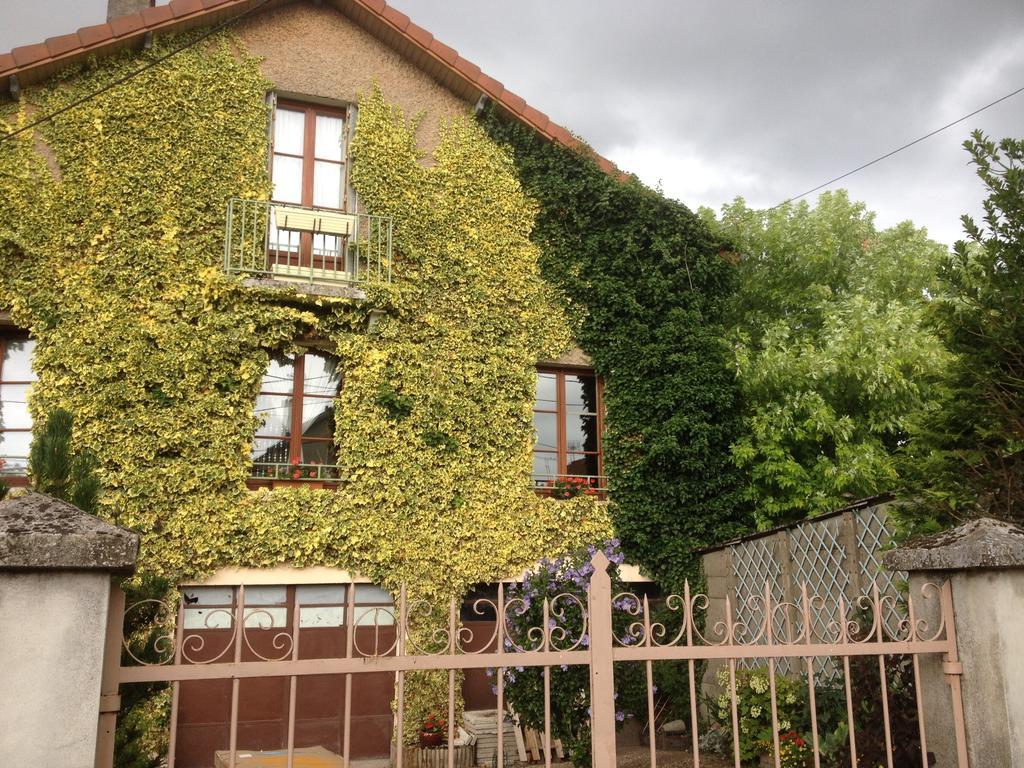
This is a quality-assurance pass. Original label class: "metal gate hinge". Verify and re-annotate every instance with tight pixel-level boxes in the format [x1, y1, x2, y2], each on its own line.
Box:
[942, 660, 963, 676]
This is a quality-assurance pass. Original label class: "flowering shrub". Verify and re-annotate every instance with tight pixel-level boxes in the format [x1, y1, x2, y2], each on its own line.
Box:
[714, 667, 807, 764]
[495, 540, 644, 768]
[547, 475, 597, 499]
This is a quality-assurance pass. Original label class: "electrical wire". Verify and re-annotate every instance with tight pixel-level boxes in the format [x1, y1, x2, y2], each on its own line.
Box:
[0, 0, 271, 145]
[770, 83, 1024, 209]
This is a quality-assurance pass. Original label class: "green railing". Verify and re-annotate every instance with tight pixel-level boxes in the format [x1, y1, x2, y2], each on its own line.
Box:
[250, 461, 345, 482]
[224, 198, 392, 286]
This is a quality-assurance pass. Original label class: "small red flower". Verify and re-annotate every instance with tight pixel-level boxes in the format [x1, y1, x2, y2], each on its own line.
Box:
[308, 470, 317, 478]
[292, 470, 301, 479]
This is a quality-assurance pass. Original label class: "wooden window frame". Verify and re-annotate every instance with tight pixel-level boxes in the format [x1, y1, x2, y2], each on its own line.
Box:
[251, 349, 340, 485]
[0, 332, 35, 482]
[532, 366, 605, 495]
[270, 99, 350, 270]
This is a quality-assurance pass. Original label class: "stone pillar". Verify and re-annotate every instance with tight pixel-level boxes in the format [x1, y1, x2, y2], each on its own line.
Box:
[884, 517, 1024, 768]
[0, 492, 138, 768]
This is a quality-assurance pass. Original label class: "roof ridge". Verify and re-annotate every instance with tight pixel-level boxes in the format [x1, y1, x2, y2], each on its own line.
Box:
[0, 0, 623, 176]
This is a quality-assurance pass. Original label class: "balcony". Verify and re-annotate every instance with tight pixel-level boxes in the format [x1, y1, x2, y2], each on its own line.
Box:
[223, 198, 392, 298]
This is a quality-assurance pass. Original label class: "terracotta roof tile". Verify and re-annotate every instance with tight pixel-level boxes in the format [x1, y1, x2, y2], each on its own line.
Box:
[453, 56, 481, 83]
[77, 23, 115, 48]
[429, 39, 458, 66]
[500, 89, 527, 115]
[45, 33, 83, 58]
[381, 6, 410, 32]
[477, 74, 504, 100]
[0, 0, 622, 177]
[169, 0, 206, 18]
[521, 105, 549, 133]
[11, 44, 48, 68]
[109, 13, 146, 38]
[404, 22, 433, 49]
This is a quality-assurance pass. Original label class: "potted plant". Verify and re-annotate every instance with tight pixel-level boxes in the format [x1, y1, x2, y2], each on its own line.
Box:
[547, 475, 597, 500]
[271, 458, 326, 490]
[419, 713, 446, 747]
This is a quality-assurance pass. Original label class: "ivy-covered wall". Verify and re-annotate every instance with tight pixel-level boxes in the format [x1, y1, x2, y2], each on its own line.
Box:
[481, 115, 753, 591]
[0, 33, 611, 600]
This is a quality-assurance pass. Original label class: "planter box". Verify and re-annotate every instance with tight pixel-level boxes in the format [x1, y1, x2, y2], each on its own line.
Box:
[271, 480, 325, 490]
[400, 744, 475, 768]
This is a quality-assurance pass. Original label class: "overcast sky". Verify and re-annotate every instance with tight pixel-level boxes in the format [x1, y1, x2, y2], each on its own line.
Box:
[4, 0, 1023, 246]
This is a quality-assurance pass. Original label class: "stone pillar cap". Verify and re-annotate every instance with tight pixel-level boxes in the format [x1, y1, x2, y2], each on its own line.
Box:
[883, 516, 1024, 572]
[0, 492, 138, 572]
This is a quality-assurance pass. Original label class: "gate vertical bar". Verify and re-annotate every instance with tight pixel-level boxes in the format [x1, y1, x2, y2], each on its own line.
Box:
[939, 581, 969, 768]
[95, 582, 125, 768]
[166, 598, 185, 768]
[496, 582, 506, 768]
[588, 551, 615, 768]
[343, 583, 356, 768]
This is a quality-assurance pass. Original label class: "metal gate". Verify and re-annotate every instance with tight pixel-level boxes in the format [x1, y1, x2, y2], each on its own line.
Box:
[96, 552, 969, 768]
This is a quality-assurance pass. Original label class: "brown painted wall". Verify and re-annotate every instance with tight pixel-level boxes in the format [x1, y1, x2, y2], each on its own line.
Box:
[235, 3, 472, 155]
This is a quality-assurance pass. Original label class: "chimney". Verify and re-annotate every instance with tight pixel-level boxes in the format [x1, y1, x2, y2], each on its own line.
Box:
[107, 0, 153, 20]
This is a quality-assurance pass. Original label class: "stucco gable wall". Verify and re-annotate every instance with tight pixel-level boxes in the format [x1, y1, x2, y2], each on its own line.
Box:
[235, 3, 471, 154]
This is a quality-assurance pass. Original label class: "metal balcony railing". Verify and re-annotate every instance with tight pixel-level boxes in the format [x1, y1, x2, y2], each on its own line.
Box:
[224, 198, 392, 287]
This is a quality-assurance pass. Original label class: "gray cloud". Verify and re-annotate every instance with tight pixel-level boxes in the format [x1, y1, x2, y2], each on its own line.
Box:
[398, 0, 1024, 245]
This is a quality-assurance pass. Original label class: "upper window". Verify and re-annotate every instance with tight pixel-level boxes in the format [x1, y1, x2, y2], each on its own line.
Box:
[0, 335, 36, 474]
[251, 350, 342, 480]
[270, 100, 349, 271]
[532, 368, 604, 493]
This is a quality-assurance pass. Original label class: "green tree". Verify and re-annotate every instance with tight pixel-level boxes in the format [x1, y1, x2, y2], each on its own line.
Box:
[898, 132, 1024, 529]
[704, 192, 951, 528]
[29, 408, 101, 513]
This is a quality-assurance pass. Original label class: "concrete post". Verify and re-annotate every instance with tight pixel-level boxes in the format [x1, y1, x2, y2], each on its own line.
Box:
[884, 517, 1024, 768]
[0, 492, 138, 768]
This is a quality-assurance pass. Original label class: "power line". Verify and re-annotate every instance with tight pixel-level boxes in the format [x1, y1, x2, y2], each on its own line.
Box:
[0, 0, 271, 145]
[770, 82, 1024, 209]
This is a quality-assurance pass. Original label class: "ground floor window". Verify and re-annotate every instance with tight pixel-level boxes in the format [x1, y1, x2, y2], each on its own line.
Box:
[251, 350, 341, 481]
[0, 334, 36, 475]
[532, 367, 604, 494]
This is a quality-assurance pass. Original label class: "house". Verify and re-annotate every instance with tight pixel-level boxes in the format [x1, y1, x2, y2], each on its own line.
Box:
[0, 0, 727, 764]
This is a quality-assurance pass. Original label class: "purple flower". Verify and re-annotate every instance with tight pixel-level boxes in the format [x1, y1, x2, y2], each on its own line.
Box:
[559, 664, 568, 671]
[515, 665, 524, 673]
[581, 634, 590, 648]
[615, 711, 625, 722]
[652, 685, 658, 694]
[486, 667, 494, 678]
[491, 685, 498, 695]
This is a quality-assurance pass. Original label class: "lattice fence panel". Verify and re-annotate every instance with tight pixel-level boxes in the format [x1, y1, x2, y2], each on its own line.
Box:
[790, 515, 848, 641]
[855, 505, 905, 634]
[731, 535, 787, 671]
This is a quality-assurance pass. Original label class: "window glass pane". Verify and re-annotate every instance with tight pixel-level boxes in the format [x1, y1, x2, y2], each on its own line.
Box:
[0, 431, 31, 468]
[566, 452, 599, 478]
[565, 413, 598, 453]
[251, 437, 290, 465]
[300, 605, 344, 628]
[301, 400, 335, 438]
[353, 606, 396, 626]
[269, 219, 301, 254]
[255, 393, 292, 437]
[296, 584, 347, 604]
[312, 234, 342, 262]
[533, 411, 557, 451]
[272, 155, 303, 203]
[0, 384, 31, 430]
[355, 585, 393, 604]
[244, 607, 287, 628]
[2, 339, 35, 381]
[313, 161, 342, 208]
[301, 440, 336, 466]
[261, 358, 295, 393]
[532, 451, 558, 486]
[245, 586, 287, 605]
[565, 374, 597, 412]
[182, 586, 234, 606]
[535, 372, 556, 409]
[314, 114, 344, 161]
[303, 354, 342, 397]
[184, 606, 233, 630]
[274, 108, 305, 155]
